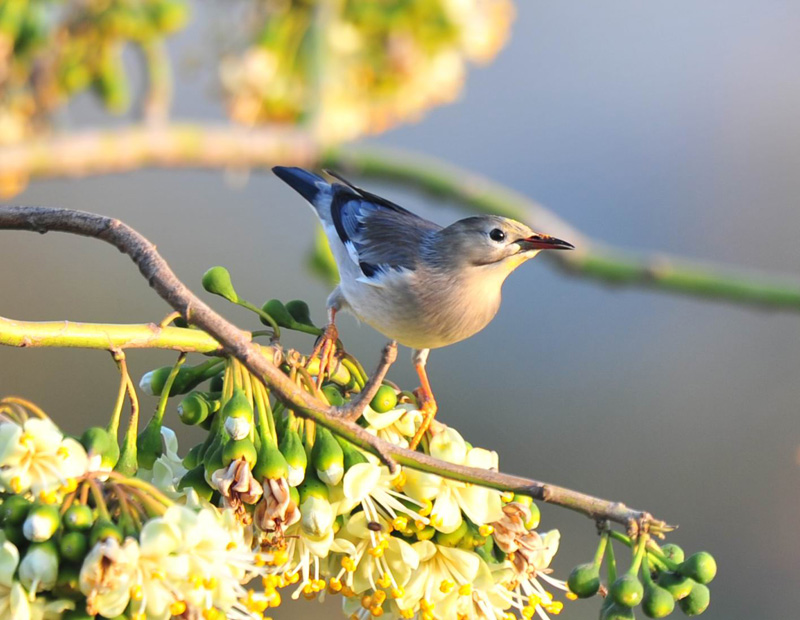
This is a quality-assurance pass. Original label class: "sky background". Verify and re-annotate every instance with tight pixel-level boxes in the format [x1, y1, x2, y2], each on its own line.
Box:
[2, 1, 800, 618]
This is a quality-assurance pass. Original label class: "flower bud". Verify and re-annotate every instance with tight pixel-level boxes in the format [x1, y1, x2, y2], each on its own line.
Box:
[0, 495, 31, 526]
[279, 429, 307, 487]
[225, 415, 251, 440]
[678, 552, 716, 585]
[337, 437, 368, 471]
[137, 420, 163, 470]
[660, 543, 684, 565]
[567, 563, 601, 599]
[80, 427, 119, 470]
[252, 442, 289, 481]
[300, 495, 334, 537]
[19, 541, 59, 592]
[222, 388, 254, 426]
[63, 504, 94, 532]
[677, 582, 710, 616]
[600, 602, 636, 620]
[202, 266, 238, 302]
[222, 438, 258, 468]
[434, 519, 468, 548]
[610, 574, 644, 608]
[89, 518, 122, 547]
[178, 465, 215, 502]
[178, 393, 210, 426]
[312, 428, 344, 486]
[261, 299, 294, 328]
[23, 504, 60, 542]
[297, 472, 329, 503]
[370, 385, 398, 413]
[182, 443, 203, 470]
[59, 531, 89, 563]
[657, 571, 694, 600]
[642, 582, 675, 618]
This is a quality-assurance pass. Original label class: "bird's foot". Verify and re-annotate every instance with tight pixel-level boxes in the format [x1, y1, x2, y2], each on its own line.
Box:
[308, 323, 340, 388]
[409, 391, 438, 450]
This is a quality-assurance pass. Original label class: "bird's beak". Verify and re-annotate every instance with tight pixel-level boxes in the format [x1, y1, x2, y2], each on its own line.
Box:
[519, 234, 575, 251]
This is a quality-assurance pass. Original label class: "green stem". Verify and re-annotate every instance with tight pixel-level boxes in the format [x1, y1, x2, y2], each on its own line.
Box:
[107, 352, 129, 437]
[87, 479, 110, 521]
[153, 353, 187, 425]
[606, 537, 618, 583]
[115, 372, 140, 476]
[593, 532, 609, 568]
[236, 300, 280, 339]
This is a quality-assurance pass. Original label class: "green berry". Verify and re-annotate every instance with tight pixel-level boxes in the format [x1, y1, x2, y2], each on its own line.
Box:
[59, 531, 89, 563]
[312, 428, 344, 485]
[286, 300, 314, 326]
[201, 266, 238, 302]
[660, 543, 685, 565]
[89, 519, 122, 547]
[178, 465, 215, 502]
[678, 582, 710, 616]
[262, 299, 294, 328]
[252, 442, 289, 481]
[657, 571, 694, 600]
[642, 583, 675, 618]
[567, 563, 601, 598]
[600, 602, 636, 620]
[183, 443, 203, 470]
[0, 495, 31, 526]
[23, 504, 60, 542]
[611, 574, 644, 608]
[322, 384, 345, 407]
[222, 438, 258, 467]
[178, 392, 210, 426]
[63, 504, 95, 531]
[679, 552, 716, 585]
[370, 385, 398, 413]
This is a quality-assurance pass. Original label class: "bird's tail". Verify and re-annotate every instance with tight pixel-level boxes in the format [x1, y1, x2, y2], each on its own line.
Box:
[272, 166, 329, 206]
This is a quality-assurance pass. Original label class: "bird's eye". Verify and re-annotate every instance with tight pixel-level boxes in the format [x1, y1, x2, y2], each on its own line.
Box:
[489, 228, 506, 242]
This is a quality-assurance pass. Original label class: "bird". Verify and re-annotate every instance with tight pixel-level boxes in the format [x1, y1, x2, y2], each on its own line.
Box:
[272, 166, 574, 449]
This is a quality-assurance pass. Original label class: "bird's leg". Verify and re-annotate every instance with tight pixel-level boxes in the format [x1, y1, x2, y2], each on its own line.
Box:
[409, 349, 437, 450]
[309, 307, 340, 388]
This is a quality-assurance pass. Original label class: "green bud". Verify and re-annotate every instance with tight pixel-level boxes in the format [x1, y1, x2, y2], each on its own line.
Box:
[178, 465, 215, 502]
[660, 543, 685, 565]
[252, 442, 289, 481]
[370, 384, 398, 413]
[222, 388, 253, 422]
[209, 373, 224, 393]
[59, 531, 89, 563]
[19, 541, 59, 592]
[321, 384, 345, 407]
[262, 299, 294, 328]
[80, 427, 119, 469]
[657, 571, 694, 601]
[3, 524, 25, 548]
[300, 495, 334, 537]
[137, 420, 163, 470]
[139, 365, 211, 397]
[600, 602, 636, 620]
[280, 429, 307, 487]
[642, 582, 675, 618]
[23, 504, 60, 542]
[286, 300, 315, 326]
[202, 266, 238, 302]
[567, 563, 601, 598]
[312, 428, 344, 485]
[89, 519, 122, 547]
[336, 436, 368, 470]
[677, 582, 710, 616]
[297, 472, 329, 503]
[0, 495, 31, 526]
[434, 519, 468, 548]
[183, 443, 203, 470]
[416, 525, 436, 541]
[203, 435, 228, 484]
[222, 438, 258, 467]
[63, 504, 94, 532]
[178, 392, 210, 426]
[678, 552, 716, 585]
[611, 574, 644, 608]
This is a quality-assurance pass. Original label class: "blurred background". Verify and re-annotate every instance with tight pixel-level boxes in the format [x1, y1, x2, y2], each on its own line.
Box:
[2, 1, 800, 618]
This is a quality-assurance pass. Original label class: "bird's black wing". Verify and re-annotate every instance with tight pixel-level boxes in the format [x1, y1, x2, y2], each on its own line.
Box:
[325, 171, 441, 281]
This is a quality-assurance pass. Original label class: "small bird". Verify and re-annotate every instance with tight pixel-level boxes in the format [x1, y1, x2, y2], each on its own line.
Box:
[273, 166, 574, 448]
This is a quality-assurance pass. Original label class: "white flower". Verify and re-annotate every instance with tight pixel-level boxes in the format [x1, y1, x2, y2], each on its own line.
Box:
[18, 544, 58, 593]
[362, 403, 422, 447]
[137, 427, 187, 496]
[0, 537, 30, 620]
[225, 416, 252, 440]
[280, 519, 336, 600]
[404, 427, 503, 533]
[300, 495, 335, 538]
[0, 418, 88, 498]
[80, 537, 140, 617]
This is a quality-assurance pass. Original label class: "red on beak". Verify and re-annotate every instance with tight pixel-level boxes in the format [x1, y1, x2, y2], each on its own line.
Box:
[520, 234, 575, 251]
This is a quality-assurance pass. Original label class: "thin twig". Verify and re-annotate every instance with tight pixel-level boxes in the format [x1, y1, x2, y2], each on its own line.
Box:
[0, 206, 664, 529]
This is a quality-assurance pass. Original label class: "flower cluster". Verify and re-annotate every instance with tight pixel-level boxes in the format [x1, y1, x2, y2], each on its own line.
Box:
[220, 0, 514, 142]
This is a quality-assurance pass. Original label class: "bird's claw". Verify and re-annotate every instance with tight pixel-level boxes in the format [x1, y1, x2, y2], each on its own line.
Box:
[409, 390, 438, 450]
[309, 323, 340, 388]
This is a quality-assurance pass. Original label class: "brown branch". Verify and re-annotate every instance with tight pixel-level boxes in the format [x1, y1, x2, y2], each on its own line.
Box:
[0, 205, 665, 530]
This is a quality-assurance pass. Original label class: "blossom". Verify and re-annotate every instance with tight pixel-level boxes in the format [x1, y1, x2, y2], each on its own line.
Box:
[137, 427, 187, 496]
[404, 427, 503, 533]
[0, 417, 88, 499]
[362, 403, 422, 447]
[79, 537, 140, 618]
[0, 537, 30, 620]
[211, 459, 263, 518]
[253, 477, 300, 538]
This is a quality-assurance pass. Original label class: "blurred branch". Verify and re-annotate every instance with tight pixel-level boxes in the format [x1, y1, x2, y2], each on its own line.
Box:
[2, 125, 799, 310]
[0, 316, 222, 352]
[0, 205, 663, 532]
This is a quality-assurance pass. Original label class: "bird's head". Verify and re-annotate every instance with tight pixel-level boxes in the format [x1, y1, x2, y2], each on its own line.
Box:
[434, 215, 574, 275]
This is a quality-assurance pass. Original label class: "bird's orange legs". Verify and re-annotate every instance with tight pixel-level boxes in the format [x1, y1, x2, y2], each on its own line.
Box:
[309, 307, 339, 388]
[409, 349, 437, 450]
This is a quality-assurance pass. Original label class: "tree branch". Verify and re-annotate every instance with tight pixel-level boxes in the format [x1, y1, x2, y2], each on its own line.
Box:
[0, 205, 663, 530]
[0, 316, 222, 352]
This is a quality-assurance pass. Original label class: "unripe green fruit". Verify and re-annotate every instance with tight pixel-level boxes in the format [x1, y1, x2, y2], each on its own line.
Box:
[252, 442, 289, 481]
[178, 392, 210, 426]
[678, 582, 710, 616]
[660, 543, 685, 565]
[657, 571, 694, 600]
[279, 428, 307, 486]
[434, 519, 469, 548]
[370, 385, 398, 413]
[178, 465, 215, 502]
[312, 428, 344, 486]
[80, 427, 118, 468]
[183, 443, 203, 470]
[567, 563, 601, 598]
[262, 299, 294, 328]
[678, 552, 716, 585]
[297, 473, 329, 503]
[23, 504, 60, 542]
[0, 495, 31, 526]
[222, 388, 253, 423]
[63, 504, 94, 531]
[337, 437, 368, 470]
[322, 384, 345, 407]
[137, 420, 163, 470]
[89, 519, 122, 547]
[601, 602, 636, 620]
[642, 583, 675, 618]
[209, 373, 224, 392]
[202, 266, 238, 302]
[286, 300, 314, 326]
[222, 438, 258, 467]
[611, 574, 644, 608]
[59, 531, 89, 563]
